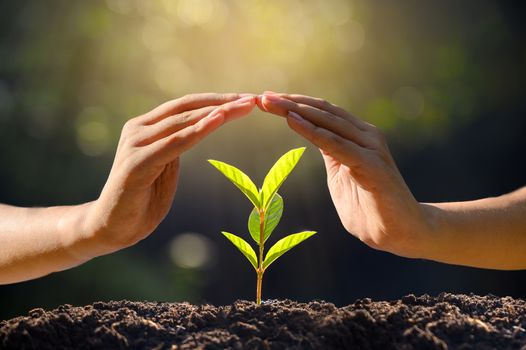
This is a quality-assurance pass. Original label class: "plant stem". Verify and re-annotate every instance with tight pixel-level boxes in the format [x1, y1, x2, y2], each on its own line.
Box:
[256, 268, 263, 305]
[256, 209, 265, 305]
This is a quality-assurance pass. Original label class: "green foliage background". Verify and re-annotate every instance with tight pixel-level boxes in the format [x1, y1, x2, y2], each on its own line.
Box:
[1, 0, 526, 320]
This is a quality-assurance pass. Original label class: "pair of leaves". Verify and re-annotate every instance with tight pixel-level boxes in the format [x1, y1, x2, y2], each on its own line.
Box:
[208, 147, 305, 212]
[211, 147, 313, 273]
[222, 231, 316, 271]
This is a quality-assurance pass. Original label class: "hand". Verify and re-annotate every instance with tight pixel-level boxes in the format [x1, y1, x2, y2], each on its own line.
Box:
[81, 93, 257, 256]
[0, 93, 257, 284]
[257, 92, 431, 257]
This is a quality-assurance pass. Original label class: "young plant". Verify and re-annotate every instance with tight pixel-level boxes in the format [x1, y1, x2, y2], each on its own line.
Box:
[208, 147, 316, 305]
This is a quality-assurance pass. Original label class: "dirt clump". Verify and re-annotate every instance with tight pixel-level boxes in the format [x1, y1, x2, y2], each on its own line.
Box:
[1, 293, 526, 349]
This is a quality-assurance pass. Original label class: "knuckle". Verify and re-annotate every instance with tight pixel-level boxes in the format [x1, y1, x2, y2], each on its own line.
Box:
[365, 128, 387, 150]
[192, 124, 207, 141]
[370, 126, 386, 141]
[329, 132, 342, 145]
[220, 92, 234, 101]
[177, 111, 192, 123]
[308, 128, 321, 144]
[323, 110, 337, 122]
[130, 134, 147, 147]
[377, 149, 393, 165]
[333, 141, 350, 158]
[319, 98, 332, 109]
[120, 119, 142, 145]
[122, 119, 138, 134]
[334, 105, 348, 116]
[166, 133, 185, 148]
[177, 94, 195, 106]
[376, 131, 387, 144]
[160, 99, 179, 113]
[364, 148, 391, 170]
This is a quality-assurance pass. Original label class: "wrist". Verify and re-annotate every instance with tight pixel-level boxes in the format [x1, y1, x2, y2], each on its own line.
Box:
[381, 202, 443, 260]
[413, 202, 446, 260]
[56, 201, 109, 264]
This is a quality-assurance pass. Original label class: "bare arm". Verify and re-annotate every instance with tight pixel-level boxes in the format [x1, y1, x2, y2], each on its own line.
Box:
[0, 93, 257, 284]
[259, 92, 526, 270]
[0, 203, 95, 283]
[423, 187, 526, 270]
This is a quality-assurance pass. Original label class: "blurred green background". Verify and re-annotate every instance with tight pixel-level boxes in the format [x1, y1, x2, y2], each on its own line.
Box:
[1, 0, 526, 320]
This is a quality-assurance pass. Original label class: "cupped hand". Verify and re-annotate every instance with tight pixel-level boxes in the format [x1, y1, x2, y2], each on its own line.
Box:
[83, 93, 256, 255]
[257, 92, 431, 257]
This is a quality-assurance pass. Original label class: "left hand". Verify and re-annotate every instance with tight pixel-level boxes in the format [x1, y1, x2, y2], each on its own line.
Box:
[83, 94, 257, 255]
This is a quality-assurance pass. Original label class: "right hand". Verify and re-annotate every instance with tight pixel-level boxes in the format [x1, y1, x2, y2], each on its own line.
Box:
[258, 92, 432, 258]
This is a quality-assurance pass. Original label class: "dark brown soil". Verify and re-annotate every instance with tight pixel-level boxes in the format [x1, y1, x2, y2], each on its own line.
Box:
[2, 293, 526, 349]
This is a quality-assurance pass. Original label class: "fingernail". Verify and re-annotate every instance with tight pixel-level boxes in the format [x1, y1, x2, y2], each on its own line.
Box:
[288, 111, 303, 122]
[263, 90, 278, 95]
[263, 94, 282, 103]
[235, 96, 255, 104]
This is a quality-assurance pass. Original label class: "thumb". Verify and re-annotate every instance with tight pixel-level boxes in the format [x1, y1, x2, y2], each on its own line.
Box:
[221, 96, 257, 123]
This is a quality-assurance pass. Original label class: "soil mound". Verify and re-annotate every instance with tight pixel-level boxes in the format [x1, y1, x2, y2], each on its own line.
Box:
[2, 293, 526, 349]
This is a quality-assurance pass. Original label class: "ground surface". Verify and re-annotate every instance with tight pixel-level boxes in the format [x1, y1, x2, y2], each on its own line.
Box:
[1, 293, 526, 349]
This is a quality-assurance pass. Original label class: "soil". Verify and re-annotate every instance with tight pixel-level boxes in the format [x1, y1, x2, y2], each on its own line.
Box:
[1, 293, 526, 350]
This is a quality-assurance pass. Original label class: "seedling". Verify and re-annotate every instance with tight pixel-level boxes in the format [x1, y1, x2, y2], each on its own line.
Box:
[208, 147, 316, 305]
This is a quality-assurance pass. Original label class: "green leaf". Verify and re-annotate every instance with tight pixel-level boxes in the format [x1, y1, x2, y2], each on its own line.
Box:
[259, 147, 305, 210]
[248, 193, 283, 244]
[208, 160, 260, 208]
[221, 232, 258, 270]
[263, 231, 316, 270]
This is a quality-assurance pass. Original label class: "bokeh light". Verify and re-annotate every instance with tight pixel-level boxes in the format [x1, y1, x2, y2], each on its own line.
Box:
[1, 0, 526, 320]
[75, 107, 111, 156]
[169, 232, 215, 269]
[392, 86, 425, 120]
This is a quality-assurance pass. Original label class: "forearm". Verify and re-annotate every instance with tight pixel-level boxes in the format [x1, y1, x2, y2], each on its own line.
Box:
[0, 202, 102, 284]
[420, 187, 526, 270]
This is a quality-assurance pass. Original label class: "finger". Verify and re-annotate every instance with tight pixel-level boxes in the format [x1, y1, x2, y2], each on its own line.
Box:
[261, 94, 371, 147]
[264, 92, 373, 131]
[286, 111, 366, 167]
[135, 96, 256, 147]
[239, 93, 258, 98]
[140, 93, 244, 125]
[144, 108, 226, 165]
[134, 105, 217, 147]
[256, 94, 266, 112]
[220, 95, 257, 122]
[144, 96, 256, 163]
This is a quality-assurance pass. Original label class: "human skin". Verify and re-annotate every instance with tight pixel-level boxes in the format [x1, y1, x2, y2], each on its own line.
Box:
[0, 93, 257, 284]
[2, 90, 525, 285]
[258, 92, 526, 270]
